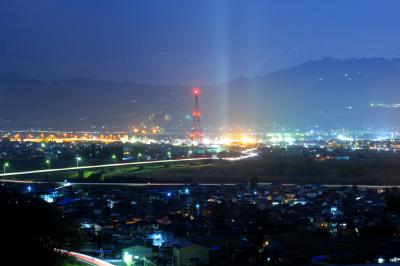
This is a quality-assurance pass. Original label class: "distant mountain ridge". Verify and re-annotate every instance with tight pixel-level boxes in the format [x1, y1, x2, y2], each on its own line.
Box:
[1, 57, 400, 130]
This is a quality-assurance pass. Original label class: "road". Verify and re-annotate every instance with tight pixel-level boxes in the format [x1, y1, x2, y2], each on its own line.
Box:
[0, 157, 212, 178]
[0, 176, 397, 190]
[58, 250, 115, 266]
[0, 147, 259, 178]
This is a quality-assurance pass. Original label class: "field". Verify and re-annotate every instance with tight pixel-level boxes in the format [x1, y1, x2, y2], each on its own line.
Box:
[7, 153, 400, 186]
[99, 155, 400, 186]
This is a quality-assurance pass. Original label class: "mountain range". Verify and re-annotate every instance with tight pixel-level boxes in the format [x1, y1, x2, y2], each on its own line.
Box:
[1, 57, 400, 131]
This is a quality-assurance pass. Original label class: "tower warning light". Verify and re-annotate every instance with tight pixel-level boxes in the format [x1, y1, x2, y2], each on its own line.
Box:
[192, 87, 201, 96]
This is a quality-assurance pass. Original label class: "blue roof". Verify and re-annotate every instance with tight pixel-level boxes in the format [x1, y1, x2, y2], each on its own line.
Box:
[172, 239, 193, 248]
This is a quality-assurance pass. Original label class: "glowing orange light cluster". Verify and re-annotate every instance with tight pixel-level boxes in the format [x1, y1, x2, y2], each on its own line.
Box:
[8, 133, 125, 143]
[219, 132, 258, 146]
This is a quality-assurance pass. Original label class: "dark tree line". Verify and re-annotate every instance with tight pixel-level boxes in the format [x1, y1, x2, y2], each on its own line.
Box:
[0, 186, 82, 265]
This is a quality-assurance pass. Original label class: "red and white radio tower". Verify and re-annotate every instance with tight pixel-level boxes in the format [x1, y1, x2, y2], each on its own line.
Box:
[190, 87, 203, 141]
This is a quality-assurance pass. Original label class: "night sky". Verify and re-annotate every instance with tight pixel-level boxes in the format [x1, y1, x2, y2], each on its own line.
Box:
[1, 0, 400, 84]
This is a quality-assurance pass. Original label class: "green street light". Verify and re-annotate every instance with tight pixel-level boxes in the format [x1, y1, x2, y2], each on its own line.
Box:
[112, 154, 117, 164]
[123, 252, 133, 266]
[75, 156, 82, 167]
[3, 162, 9, 174]
[137, 153, 142, 162]
[45, 159, 51, 169]
[167, 151, 172, 159]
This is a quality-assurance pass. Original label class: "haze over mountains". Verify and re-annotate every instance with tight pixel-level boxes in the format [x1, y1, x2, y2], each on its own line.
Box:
[1, 57, 400, 131]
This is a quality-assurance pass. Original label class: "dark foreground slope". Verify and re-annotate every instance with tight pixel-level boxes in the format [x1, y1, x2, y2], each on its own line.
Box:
[0, 186, 81, 266]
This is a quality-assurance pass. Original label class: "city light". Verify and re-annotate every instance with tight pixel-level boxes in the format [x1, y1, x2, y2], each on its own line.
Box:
[337, 134, 354, 142]
[0, 3, 398, 266]
[217, 133, 258, 146]
[150, 233, 165, 247]
[377, 257, 385, 264]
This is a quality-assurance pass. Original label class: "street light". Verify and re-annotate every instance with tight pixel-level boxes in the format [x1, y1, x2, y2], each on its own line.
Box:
[123, 252, 133, 266]
[123, 252, 156, 266]
[3, 162, 9, 174]
[112, 154, 117, 164]
[167, 151, 172, 159]
[45, 159, 51, 169]
[75, 156, 82, 167]
[137, 153, 142, 162]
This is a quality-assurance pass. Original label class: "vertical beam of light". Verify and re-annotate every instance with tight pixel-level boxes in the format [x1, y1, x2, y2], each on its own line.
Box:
[214, 1, 230, 126]
[246, 5, 261, 128]
[245, 2, 270, 129]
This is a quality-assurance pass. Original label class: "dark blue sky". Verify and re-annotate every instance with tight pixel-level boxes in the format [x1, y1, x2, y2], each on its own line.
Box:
[1, 0, 399, 84]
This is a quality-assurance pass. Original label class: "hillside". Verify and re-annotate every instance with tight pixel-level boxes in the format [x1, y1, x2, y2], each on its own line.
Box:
[1, 57, 400, 130]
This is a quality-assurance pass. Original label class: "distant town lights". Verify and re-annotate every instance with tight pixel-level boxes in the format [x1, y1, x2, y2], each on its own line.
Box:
[377, 257, 385, 264]
[337, 134, 354, 142]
